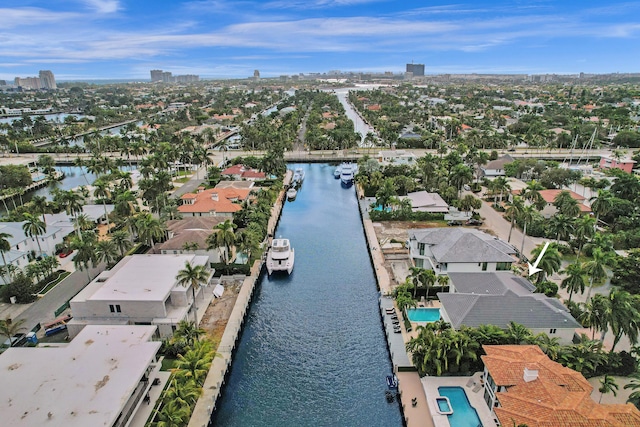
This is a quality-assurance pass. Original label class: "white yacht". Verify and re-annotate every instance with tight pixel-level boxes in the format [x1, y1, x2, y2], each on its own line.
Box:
[293, 167, 305, 185]
[266, 238, 295, 275]
[340, 163, 358, 186]
[286, 187, 297, 201]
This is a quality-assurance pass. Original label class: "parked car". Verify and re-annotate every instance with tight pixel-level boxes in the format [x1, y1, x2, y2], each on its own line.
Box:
[466, 218, 484, 226]
[59, 249, 73, 258]
[2, 333, 27, 348]
[447, 220, 463, 226]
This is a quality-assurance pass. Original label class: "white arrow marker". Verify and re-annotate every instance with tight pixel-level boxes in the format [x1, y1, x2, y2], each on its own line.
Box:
[528, 241, 550, 277]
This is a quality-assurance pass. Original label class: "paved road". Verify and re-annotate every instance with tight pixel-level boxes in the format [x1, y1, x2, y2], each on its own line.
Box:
[471, 191, 545, 262]
[14, 264, 104, 334]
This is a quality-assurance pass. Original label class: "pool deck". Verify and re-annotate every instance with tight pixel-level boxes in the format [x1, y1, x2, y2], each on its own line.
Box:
[422, 374, 498, 427]
[398, 371, 435, 427]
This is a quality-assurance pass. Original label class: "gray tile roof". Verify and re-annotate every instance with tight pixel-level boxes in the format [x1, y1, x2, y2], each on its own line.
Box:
[448, 272, 536, 295]
[409, 227, 516, 263]
[438, 272, 581, 330]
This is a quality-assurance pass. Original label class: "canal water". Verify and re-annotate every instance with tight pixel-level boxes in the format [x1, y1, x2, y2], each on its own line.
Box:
[212, 163, 403, 427]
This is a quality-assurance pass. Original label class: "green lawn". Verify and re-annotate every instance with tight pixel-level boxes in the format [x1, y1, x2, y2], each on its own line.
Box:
[174, 176, 192, 184]
[39, 271, 72, 294]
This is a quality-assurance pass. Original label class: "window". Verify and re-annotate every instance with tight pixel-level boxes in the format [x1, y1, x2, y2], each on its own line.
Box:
[481, 262, 488, 271]
[109, 304, 122, 313]
[418, 243, 425, 256]
[549, 329, 556, 334]
[496, 262, 511, 271]
[109, 304, 115, 313]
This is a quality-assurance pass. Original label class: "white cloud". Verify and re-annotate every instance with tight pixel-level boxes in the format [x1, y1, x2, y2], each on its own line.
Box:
[79, 0, 121, 14]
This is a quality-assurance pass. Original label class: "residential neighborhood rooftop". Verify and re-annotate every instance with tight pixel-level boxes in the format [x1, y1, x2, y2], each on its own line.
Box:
[0, 325, 160, 427]
[74, 254, 209, 302]
[482, 345, 640, 427]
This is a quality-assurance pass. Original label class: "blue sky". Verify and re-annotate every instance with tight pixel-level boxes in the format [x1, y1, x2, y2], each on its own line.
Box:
[1, 0, 640, 81]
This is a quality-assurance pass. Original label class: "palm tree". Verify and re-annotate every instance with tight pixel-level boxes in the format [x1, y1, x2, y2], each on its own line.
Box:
[0, 318, 25, 346]
[174, 320, 206, 348]
[590, 190, 614, 228]
[22, 213, 46, 255]
[154, 401, 191, 427]
[506, 321, 534, 344]
[573, 215, 596, 261]
[583, 248, 615, 301]
[206, 220, 236, 265]
[173, 340, 214, 387]
[534, 333, 561, 361]
[0, 232, 13, 285]
[93, 179, 112, 234]
[95, 240, 119, 267]
[521, 180, 545, 210]
[134, 213, 165, 247]
[607, 290, 640, 352]
[110, 230, 132, 257]
[553, 190, 580, 217]
[598, 375, 618, 403]
[548, 214, 574, 244]
[70, 233, 98, 279]
[57, 190, 84, 237]
[436, 275, 449, 293]
[530, 243, 561, 283]
[561, 263, 587, 303]
[505, 196, 524, 243]
[624, 372, 640, 409]
[176, 262, 210, 324]
[164, 377, 201, 408]
[519, 205, 537, 262]
[31, 195, 50, 225]
[407, 267, 436, 299]
[449, 163, 473, 197]
[579, 294, 609, 340]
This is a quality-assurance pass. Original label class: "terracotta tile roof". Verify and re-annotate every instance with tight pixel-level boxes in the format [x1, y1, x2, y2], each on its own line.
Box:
[221, 164, 266, 180]
[178, 187, 250, 214]
[483, 345, 640, 427]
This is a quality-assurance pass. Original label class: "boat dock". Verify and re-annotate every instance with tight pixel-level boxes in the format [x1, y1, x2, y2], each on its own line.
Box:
[187, 170, 292, 427]
[357, 184, 434, 427]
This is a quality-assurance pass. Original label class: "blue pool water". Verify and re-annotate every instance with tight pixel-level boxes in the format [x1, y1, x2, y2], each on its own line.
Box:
[437, 397, 452, 413]
[438, 386, 483, 427]
[372, 205, 391, 212]
[212, 164, 403, 426]
[406, 308, 441, 322]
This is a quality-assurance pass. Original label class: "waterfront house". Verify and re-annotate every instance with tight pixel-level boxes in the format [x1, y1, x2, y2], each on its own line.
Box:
[377, 150, 417, 166]
[0, 325, 163, 427]
[0, 221, 65, 278]
[178, 187, 251, 217]
[221, 164, 266, 181]
[154, 217, 228, 264]
[407, 228, 516, 274]
[401, 191, 449, 213]
[481, 345, 640, 426]
[68, 254, 213, 339]
[438, 272, 580, 343]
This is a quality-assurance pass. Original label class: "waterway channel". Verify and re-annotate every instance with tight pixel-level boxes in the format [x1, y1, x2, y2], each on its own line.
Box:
[212, 163, 403, 426]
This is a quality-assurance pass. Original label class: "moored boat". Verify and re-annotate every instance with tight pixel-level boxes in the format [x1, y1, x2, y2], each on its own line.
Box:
[286, 187, 297, 201]
[340, 163, 358, 186]
[266, 238, 295, 275]
[292, 167, 305, 185]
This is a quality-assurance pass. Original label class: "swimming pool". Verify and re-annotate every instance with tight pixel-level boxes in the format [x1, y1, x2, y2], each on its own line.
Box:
[437, 386, 483, 427]
[406, 307, 440, 323]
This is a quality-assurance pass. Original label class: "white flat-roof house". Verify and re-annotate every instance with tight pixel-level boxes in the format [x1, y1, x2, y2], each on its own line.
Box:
[407, 228, 517, 274]
[377, 150, 417, 166]
[401, 191, 449, 213]
[0, 325, 162, 427]
[68, 254, 213, 339]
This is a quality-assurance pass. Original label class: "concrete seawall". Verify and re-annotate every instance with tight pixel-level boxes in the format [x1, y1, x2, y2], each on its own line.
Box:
[188, 172, 290, 427]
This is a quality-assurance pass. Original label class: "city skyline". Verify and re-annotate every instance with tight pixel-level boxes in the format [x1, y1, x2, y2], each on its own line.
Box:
[1, 0, 640, 81]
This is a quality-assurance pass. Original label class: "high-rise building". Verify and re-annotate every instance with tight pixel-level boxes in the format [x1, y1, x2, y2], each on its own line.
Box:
[14, 76, 42, 90]
[38, 70, 56, 89]
[253, 70, 260, 81]
[150, 69, 163, 82]
[406, 63, 425, 77]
